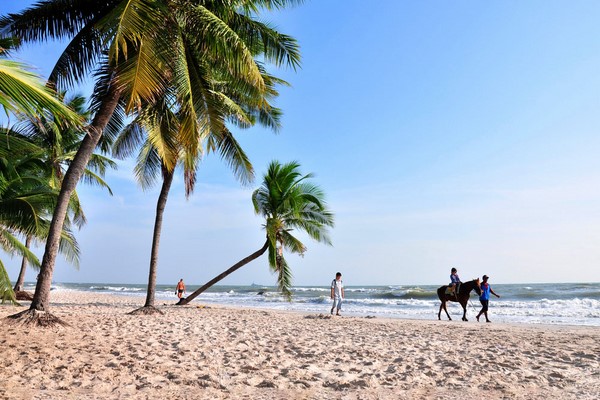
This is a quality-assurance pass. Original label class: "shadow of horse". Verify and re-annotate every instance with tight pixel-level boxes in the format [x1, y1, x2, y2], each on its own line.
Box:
[437, 278, 481, 321]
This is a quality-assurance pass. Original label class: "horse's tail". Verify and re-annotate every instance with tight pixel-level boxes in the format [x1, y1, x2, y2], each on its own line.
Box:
[436, 286, 447, 301]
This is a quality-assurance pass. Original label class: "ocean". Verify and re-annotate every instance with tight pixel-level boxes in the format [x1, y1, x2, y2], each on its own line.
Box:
[24, 282, 600, 327]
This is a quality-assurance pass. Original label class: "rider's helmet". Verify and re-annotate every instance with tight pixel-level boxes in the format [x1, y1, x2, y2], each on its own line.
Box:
[451, 267, 457, 273]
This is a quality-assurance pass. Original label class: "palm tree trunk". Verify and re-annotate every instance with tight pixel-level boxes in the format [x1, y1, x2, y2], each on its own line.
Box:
[176, 240, 269, 306]
[14, 235, 32, 292]
[26, 85, 122, 315]
[142, 167, 174, 309]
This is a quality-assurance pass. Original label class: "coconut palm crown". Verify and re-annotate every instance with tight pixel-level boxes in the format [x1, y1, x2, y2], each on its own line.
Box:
[252, 160, 334, 297]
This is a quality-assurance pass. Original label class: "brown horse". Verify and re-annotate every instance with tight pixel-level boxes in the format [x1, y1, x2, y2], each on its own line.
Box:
[437, 278, 481, 321]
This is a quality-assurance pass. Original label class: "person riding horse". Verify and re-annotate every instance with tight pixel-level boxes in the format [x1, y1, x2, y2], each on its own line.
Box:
[437, 278, 482, 321]
[449, 267, 462, 295]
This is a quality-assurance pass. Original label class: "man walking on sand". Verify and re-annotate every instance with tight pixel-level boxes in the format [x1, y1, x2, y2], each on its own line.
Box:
[175, 279, 186, 299]
[476, 275, 500, 322]
[330, 272, 344, 316]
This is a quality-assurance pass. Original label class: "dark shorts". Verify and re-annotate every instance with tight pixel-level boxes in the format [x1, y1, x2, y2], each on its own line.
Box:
[178, 289, 184, 293]
[480, 299, 489, 312]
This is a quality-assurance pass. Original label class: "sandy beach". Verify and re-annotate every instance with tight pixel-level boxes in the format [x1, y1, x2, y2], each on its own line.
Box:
[1, 291, 598, 400]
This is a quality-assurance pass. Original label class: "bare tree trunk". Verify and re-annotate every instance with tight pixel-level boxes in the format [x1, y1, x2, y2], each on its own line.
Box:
[176, 240, 269, 306]
[10, 85, 122, 323]
[14, 235, 32, 292]
[130, 167, 173, 315]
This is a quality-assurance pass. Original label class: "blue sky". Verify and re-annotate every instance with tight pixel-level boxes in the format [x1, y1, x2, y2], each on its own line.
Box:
[3, 1, 600, 286]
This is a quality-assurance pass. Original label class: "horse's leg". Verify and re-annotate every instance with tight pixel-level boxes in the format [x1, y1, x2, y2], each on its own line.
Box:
[442, 300, 451, 320]
[461, 300, 468, 321]
[438, 301, 442, 320]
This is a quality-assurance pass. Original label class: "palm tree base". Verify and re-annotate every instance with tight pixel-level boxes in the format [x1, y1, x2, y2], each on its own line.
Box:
[175, 297, 189, 306]
[128, 305, 163, 315]
[5, 309, 69, 327]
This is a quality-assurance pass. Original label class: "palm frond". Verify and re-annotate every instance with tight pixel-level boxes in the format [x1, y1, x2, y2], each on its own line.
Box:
[114, 36, 169, 113]
[85, 153, 118, 177]
[0, 58, 81, 124]
[99, 99, 127, 152]
[143, 99, 180, 173]
[108, 0, 165, 61]
[68, 190, 87, 229]
[112, 120, 146, 159]
[80, 169, 114, 195]
[275, 255, 292, 300]
[180, 5, 265, 92]
[208, 127, 254, 186]
[0, 259, 18, 305]
[237, 0, 305, 13]
[48, 17, 107, 90]
[280, 229, 307, 254]
[227, 12, 301, 69]
[134, 139, 162, 189]
[58, 228, 80, 269]
[0, 227, 41, 268]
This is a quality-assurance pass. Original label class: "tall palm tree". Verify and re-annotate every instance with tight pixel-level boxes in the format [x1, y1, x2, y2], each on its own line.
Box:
[115, 80, 281, 314]
[7, 93, 115, 292]
[178, 160, 334, 305]
[1, 0, 301, 323]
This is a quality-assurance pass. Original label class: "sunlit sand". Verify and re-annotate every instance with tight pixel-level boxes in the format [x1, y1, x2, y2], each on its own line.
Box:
[1, 291, 598, 399]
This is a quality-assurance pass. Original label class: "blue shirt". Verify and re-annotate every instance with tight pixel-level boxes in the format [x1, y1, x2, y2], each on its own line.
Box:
[450, 273, 461, 285]
[480, 282, 491, 301]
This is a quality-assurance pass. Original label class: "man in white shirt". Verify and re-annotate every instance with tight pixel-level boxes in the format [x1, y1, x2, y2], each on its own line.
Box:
[330, 272, 344, 316]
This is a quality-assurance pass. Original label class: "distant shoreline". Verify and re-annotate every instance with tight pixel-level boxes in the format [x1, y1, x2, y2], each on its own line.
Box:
[11, 284, 600, 330]
[16, 281, 599, 327]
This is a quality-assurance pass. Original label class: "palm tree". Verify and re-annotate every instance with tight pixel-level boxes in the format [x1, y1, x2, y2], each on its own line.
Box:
[0, 158, 43, 304]
[115, 80, 281, 314]
[178, 160, 334, 305]
[2, 0, 301, 323]
[0, 137, 79, 305]
[7, 93, 115, 292]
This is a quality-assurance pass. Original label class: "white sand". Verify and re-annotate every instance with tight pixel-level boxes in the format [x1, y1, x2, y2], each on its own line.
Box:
[1, 291, 599, 399]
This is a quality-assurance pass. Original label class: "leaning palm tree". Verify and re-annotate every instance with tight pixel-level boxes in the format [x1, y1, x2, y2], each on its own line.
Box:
[7, 93, 115, 292]
[178, 160, 334, 305]
[2, 0, 301, 324]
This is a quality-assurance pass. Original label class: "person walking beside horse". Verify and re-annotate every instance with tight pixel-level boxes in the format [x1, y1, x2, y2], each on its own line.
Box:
[476, 275, 500, 322]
